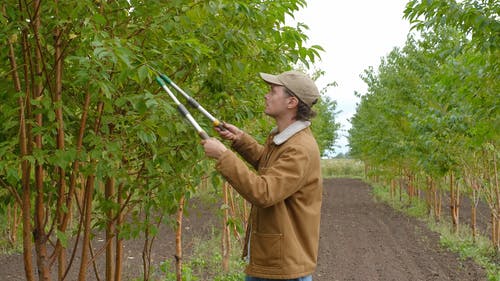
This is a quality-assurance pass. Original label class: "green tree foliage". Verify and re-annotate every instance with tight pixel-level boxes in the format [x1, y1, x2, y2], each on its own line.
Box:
[405, 0, 500, 51]
[349, 0, 499, 250]
[312, 95, 339, 157]
[0, 0, 336, 279]
[311, 78, 340, 157]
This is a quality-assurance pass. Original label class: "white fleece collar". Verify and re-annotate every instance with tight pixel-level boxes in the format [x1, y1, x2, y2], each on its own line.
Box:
[271, 121, 311, 145]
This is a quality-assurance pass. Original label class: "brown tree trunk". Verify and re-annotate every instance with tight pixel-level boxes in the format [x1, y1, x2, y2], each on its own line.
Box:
[64, 91, 91, 223]
[105, 178, 115, 281]
[78, 174, 96, 281]
[142, 211, 151, 281]
[104, 122, 116, 281]
[7, 2, 36, 279]
[431, 178, 438, 219]
[175, 195, 185, 281]
[449, 172, 460, 233]
[425, 176, 432, 215]
[32, 0, 51, 279]
[450, 172, 456, 228]
[21, 162, 34, 281]
[221, 182, 231, 272]
[493, 146, 500, 251]
[77, 98, 104, 281]
[53, 1, 68, 276]
[19, 65, 35, 281]
[437, 189, 442, 220]
[7, 203, 20, 245]
[114, 183, 124, 281]
[469, 176, 479, 242]
[455, 185, 460, 233]
[407, 172, 414, 205]
[492, 213, 499, 251]
[390, 179, 396, 201]
[471, 199, 477, 241]
[495, 214, 500, 250]
[432, 179, 442, 222]
[431, 178, 436, 219]
[399, 176, 403, 203]
[54, 92, 91, 281]
[5, 21, 25, 252]
[228, 187, 242, 245]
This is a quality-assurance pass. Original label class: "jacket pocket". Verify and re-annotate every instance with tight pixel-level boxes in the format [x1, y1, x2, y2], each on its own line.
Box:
[251, 232, 283, 268]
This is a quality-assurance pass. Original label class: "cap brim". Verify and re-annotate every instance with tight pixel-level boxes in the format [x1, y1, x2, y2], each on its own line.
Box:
[259, 72, 283, 86]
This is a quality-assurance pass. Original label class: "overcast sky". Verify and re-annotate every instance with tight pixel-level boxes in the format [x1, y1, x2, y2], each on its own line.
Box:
[289, 1, 412, 154]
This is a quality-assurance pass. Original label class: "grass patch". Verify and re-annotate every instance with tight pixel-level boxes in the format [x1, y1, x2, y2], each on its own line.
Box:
[188, 227, 245, 280]
[371, 183, 500, 281]
[371, 183, 428, 218]
[0, 213, 22, 255]
[0, 240, 22, 255]
[155, 227, 245, 281]
[153, 185, 246, 281]
[321, 158, 364, 179]
[432, 222, 500, 281]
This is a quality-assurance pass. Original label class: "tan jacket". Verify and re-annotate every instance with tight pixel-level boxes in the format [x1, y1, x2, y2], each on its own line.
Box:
[216, 121, 322, 279]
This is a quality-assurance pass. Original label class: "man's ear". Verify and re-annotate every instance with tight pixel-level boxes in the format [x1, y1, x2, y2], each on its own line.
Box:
[288, 96, 299, 109]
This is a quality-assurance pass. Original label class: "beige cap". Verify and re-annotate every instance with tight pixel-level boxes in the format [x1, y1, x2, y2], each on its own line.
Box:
[260, 70, 320, 107]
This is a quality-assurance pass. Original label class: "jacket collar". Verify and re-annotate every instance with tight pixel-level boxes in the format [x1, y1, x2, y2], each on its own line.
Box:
[271, 120, 311, 145]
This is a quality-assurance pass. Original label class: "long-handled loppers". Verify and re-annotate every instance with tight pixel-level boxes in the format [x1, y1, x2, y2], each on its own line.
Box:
[155, 74, 223, 140]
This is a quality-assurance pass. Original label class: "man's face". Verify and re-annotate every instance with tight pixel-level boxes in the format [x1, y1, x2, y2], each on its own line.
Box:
[264, 84, 294, 118]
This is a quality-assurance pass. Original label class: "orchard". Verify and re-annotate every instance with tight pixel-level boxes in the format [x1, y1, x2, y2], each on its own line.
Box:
[0, 0, 338, 280]
[1, 0, 499, 280]
[349, 0, 499, 260]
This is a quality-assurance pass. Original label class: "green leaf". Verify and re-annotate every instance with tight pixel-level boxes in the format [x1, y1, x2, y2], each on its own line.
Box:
[157, 126, 170, 138]
[93, 14, 106, 26]
[56, 230, 69, 248]
[137, 130, 157, 144]
[137, 65, 149, 83]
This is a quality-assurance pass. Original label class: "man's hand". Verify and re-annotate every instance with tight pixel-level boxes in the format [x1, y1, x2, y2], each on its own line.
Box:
[215, 123, 244, 142]
[201, 138, 227, 159]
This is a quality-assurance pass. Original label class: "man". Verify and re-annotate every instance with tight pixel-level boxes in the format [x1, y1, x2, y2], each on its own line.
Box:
[202, 70, 322, 281]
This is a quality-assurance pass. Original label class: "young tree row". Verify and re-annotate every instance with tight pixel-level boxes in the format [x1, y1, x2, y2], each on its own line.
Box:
[349, 0, 499, 249]
[0, 1, 337, 280]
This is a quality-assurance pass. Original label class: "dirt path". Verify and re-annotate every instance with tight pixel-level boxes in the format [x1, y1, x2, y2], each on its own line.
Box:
[315, 178, 487, 281]
[0, 178, 489, 280]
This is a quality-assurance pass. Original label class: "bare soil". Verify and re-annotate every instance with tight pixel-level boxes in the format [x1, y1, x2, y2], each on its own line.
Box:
[0, 178, 488, 280]
[315, 178, 487, 281]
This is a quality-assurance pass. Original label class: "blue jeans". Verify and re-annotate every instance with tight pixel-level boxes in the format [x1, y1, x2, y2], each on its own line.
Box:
[245, 275, 312, 281]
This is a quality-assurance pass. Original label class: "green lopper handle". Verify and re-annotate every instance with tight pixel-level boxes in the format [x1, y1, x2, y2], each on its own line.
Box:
[155, 76, 166, 86]
[160, 74, 172, 84]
